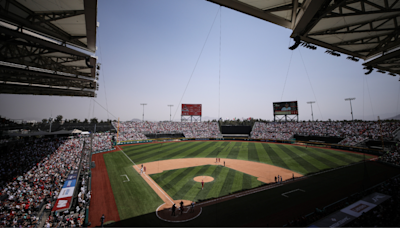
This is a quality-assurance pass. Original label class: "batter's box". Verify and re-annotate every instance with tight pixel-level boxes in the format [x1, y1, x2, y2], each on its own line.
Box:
[281, 189, 305, 198]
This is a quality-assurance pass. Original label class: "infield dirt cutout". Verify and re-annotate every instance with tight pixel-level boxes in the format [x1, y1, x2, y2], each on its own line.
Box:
[134, 158, 302, 222]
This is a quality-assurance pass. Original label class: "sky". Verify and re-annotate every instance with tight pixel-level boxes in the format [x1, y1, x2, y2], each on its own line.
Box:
[1, 0, 400, 122]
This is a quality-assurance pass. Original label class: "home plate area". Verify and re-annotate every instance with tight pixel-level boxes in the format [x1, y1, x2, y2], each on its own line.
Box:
[156, 200, 202, 222]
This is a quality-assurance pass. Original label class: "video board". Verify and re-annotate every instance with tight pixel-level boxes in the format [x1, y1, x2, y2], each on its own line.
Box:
[182, 104, 202, 116]
[273, 101, 298, 115]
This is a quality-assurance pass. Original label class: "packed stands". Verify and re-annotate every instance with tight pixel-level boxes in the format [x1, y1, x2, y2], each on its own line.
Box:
[112, 121, 222, 139]
[0, 137, 84, 227]
[250, 121, 400, 146]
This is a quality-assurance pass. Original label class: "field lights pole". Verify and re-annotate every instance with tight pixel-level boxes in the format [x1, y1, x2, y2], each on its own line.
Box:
[344, 98, 355, 121]
[140, 103, 147, 122]
[168, 105, 173, 122]
[307, 101, 315, 121]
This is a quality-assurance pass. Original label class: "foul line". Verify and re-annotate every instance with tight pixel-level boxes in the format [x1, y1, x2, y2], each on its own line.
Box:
[281, 189, 305, 198]
[120, 174, 129, 182]
[117, 146, 174, 205]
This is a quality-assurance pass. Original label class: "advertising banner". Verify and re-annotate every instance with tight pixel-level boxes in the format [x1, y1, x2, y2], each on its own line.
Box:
[52, 197, 72, 211]
[182, 104, 202, 116]
[62, 179, 76, 188]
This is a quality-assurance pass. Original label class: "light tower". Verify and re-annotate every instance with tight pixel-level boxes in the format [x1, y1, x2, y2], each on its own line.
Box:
[344, 98, 355, 121]
[307, 101, 315, 121]
[140, 103, 147, 122]
[168, 105, 173, 122]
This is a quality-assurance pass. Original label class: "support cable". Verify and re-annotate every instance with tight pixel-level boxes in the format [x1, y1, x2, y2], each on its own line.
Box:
[172, 7, 221, 121]
[298, 49, 324, 120]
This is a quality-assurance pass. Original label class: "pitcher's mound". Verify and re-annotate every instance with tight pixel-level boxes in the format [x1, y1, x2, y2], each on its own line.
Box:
[193, 176, 214, 183]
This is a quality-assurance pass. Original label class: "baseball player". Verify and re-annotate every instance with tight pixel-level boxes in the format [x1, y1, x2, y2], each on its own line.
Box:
[201, 179, 204, 190]
[216, 158, 218, 163]
[144, 166, 146, 174]
[191, 201, 195, 213]
[140, 167, 143, 175]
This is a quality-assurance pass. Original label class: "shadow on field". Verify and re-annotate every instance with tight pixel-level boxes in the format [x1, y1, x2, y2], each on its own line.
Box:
[102, 161, 400, 227]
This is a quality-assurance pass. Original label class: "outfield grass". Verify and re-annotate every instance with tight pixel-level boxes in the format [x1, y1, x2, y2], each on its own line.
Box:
[149, 165, 264, 202]
[123, 141, 372, 175]
[103, 151, 164, 220]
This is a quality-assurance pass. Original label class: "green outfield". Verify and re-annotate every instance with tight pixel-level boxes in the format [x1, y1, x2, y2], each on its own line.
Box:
[103, 141, 373, 220]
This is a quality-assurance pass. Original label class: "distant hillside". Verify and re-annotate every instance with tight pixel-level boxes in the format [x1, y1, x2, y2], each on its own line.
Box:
[386, 114, 400, 120]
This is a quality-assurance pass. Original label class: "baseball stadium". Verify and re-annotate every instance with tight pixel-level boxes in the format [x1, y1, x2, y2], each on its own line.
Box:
[1, 0, 400, 227]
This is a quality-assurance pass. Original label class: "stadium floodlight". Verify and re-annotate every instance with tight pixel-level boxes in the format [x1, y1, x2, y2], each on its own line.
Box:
[363, 66, 373, 75]
[168, 105, 174, 122]
[140, 103, 147, 122]
[346, 56, 359, 62]
[344, 98, 355, 121]
[307, 101, 315, 121]
[289, 36, 301, 50]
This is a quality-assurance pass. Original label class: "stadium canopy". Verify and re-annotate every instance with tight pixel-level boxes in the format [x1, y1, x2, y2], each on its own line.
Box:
[0, 0, 99, 97]
[207, 0, 400, 75]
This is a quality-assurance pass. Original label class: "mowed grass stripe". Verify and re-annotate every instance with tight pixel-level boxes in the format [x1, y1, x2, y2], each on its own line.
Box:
[206, 166, 230, 198]
[315, 147, 366, 162]
[242, 172, 252, 190]
[183, 165, 218, 201]
[170, 141, 213, 159]
[226, 142, 240, 159]
[320, 148, 361, 164]
[124, 142, 179, 156]
[194, 165, 223, 200]
[125, 142, 184, 160]
[194, 142, 225, 158]
[237, 143, 248, 161]
[163, 167, 197, 193]
[166, 166, 202, 198]
[206, 142, 226, 158]
[172, 165, 211, 200]
[138, 142, 200, 163]
[255, 143, 273, 164]
[261, 144, 290, 170]
[157, 168, 186, 189]
[276, 144, 320, 173]
[184, 141, 217, 158]
[219, 168, 236, 196]
[216, 142, 235, 158]
[231, 171, 243, 193]
[152, 169, 178, 187]
[293, 146, 343, 168]
[247, 143, 259, 162]
[251, 176, 263, 188]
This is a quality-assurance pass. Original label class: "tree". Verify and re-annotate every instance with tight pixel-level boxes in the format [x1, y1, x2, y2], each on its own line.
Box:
[55, 115, 63, 123]
[42, 119, 47, 124]
[90, 118, 98, 124]
[72, 118, 78, 123]
[84, 118, 88, 123]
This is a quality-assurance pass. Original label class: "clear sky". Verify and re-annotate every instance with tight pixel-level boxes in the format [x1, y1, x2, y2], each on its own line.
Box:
[1, 0, 399, 122]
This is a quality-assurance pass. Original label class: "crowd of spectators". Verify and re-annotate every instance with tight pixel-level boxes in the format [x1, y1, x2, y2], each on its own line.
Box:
[250, 121, 400, 145]
[0, 137, 84, 227]
[112, 121, 222, 139]
[79, 132, 114, 151]
[44, 143, 92, 228]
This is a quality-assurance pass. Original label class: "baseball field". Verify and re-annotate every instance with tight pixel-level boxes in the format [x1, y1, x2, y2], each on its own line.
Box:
[88, 141, 400, 226]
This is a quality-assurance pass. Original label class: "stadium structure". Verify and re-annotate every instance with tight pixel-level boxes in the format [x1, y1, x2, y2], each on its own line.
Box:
[1, 0, 400, 227]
